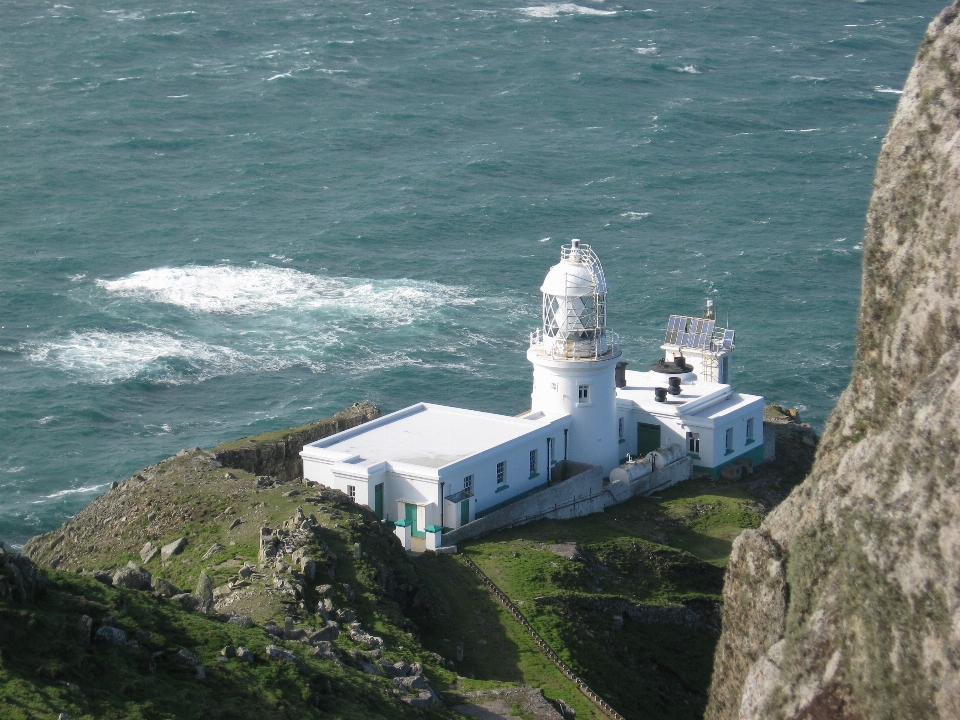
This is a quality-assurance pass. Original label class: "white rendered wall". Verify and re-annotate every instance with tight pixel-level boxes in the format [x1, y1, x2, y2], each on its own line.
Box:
[528, 350, 620, 474]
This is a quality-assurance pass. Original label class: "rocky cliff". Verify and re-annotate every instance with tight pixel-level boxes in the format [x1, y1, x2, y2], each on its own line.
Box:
[706, 4, 960, 719]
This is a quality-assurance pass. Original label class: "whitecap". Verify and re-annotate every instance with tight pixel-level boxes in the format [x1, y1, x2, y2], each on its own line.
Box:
[96, 264, 469, 321]
[37, 416, 57, 425]
[44, 483, 108, 500]
[518, 3, 617, 18]
[5, 467, 25, 474]
[634, 46, 658, 55]
[621, 211, 651, 219]
[267, 72, 292, 81]
[27, 330, 294, 385]
[670, 65, 700, 74]
[68, 273, 86, 281]
[874, 85, 903, 94]
[539, 237, 551, 242]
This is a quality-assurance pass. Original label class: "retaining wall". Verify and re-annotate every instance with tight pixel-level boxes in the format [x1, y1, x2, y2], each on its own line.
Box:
[443, 454, 693, 546]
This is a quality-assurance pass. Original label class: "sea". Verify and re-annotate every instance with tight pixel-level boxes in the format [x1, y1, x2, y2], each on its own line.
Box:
[0, 0, 946, 549]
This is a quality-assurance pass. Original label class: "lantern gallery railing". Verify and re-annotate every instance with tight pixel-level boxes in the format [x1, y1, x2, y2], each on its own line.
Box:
[529, 328, 621, 361]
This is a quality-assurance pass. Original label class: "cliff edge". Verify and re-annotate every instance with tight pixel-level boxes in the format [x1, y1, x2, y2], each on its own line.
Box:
[706, 4, 960, 719]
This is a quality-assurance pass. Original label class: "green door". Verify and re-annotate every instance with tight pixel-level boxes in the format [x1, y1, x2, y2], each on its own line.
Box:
[405, 503, 425, 538]
[637, 422, 661, 456]
[460, 499, 470, 527]
[374, 483, 384, 520]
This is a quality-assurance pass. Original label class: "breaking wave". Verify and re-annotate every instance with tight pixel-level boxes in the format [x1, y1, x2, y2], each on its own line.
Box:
[27, 331, 299, 385]
[518, 4, 617, 18]
[96, 264, 470, 323]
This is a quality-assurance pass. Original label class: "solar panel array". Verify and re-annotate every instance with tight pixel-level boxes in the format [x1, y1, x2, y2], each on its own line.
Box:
[664, 315, 734, 351]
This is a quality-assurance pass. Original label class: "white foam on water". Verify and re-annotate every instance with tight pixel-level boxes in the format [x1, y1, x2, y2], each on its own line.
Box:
[43, 483, 108, 500]
[96, 264, 471, 324]
[37, 416, 57, 425]
[27, 331, 294, 385]
[68, 274, 86, 281]
[518, 4, 617, 18]
[671, 65, 701, 74]
[621, 211, 651, 219]
[634, 46, 658, 55]
[5, 467, 25, 474]
[874, 85, 903, 94]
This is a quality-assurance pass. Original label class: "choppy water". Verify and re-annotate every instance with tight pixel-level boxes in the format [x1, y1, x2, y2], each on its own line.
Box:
[0, 0, 944, 547]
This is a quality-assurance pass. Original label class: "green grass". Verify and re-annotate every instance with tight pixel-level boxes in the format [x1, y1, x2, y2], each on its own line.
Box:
[414, 554, 602, 720]
[453, 478, 770, 720]
[0, 572, 454, 720]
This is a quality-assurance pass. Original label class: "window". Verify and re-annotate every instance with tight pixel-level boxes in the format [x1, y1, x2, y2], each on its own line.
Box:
[529, 449, 538, 476]
[464, 474, 474, 493]
[725, 428, 734, 454]
[720, 355, 730, 384]
[496, 461, 506, 484]
[687, 432, 700, 454]
[746, 418, 755, 443]
[578, 384, 590, 403]
[618, 417, 624, 440]
[347, 485, 356, 501]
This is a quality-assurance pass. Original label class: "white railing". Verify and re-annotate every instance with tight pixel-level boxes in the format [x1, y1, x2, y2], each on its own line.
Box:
[529, 328, 620, 361]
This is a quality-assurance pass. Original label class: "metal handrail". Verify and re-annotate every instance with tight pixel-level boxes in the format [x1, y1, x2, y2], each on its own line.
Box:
[458, 553, 628, 720]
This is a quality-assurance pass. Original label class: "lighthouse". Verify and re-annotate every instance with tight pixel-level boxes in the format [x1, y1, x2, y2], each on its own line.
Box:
[527, 240, 622, 474]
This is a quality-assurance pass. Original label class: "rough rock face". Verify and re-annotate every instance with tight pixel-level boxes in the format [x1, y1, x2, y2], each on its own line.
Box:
[213, 402, 381, 482]
[707, 5, 960, 719]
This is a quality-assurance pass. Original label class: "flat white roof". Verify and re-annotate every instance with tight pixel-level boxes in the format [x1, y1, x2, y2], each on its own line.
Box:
[303, 403, 567, 471]
[616, 369, 762, 420]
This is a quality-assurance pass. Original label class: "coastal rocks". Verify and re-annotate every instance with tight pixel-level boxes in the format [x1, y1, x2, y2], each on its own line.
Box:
[177, 649, 205, 679]
[160, 538, 187, 562]
[202, 542, 225, 560]
[265, 644, 307, 673]
[195, 572, 214, 614]
[213, 402, 381, 482]
[348, 622, 384, 649]
[170, 593, 203, 612]
[112, 562, 151, 590]
[94, 625, 128, 646]
[706, 6, 960, 719]
[140, 542, 160, 564]
[151, 577, 181, 597]
[0, 544, 47, 603]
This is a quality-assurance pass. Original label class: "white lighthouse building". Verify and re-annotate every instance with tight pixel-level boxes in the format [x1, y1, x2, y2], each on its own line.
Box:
[527, 239, 621, 474]
[301, 241, 765, 538]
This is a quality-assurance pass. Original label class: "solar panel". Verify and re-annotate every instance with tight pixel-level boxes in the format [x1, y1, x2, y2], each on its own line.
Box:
[721, 329, 735, 350]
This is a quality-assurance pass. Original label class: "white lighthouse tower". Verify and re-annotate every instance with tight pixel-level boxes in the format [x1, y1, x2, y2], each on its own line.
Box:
[527, 240, 621, 475]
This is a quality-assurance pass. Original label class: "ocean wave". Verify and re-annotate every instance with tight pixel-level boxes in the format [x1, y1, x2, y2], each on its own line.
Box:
[44, 483, 108, 500]
[27, 331, 298, 385]
[670, 64, 701, 74]
[621, 211, 651, 220]
[96, 264, 470, 322]
[518, 3, 617, 18]
[634, 46, 658, 55]
[874, 85, 903, 94]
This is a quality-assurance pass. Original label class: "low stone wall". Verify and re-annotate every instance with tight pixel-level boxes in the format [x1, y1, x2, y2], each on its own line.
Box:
[603, 457, 692, 504]
[443, 455, 694, 546]
[213, 402, 381, 482]
[443, 464, 606, 545]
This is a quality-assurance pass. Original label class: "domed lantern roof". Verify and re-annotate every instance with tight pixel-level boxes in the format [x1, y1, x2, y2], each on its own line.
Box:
[530, 239, 618, 361]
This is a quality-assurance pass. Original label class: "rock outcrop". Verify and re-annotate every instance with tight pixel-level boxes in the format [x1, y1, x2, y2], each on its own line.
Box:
[212, 402, 381, 482]
[707, 4, 960, 719]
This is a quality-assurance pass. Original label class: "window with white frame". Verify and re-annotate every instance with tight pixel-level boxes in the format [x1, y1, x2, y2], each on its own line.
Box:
[725, 428, 734, 453]
[578, 384, 590, 403]
[746, 418, 755, 443]
[464, 474, 473, 492]
[687, 432, 700, 454]
[347, 485, 356, 501]
[496, 461, 506, 484]
[529, 449, 537, 476]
